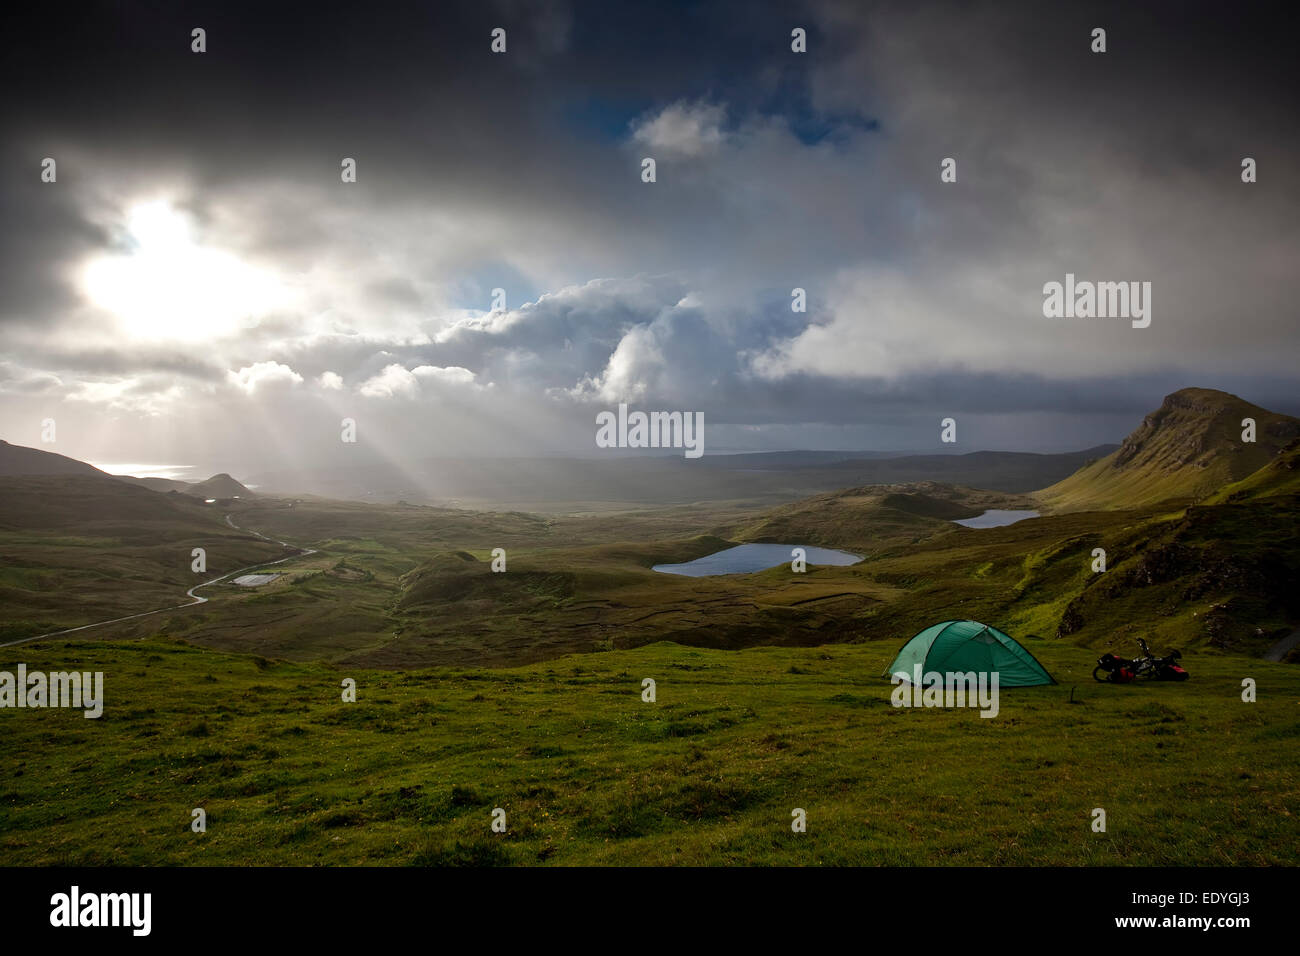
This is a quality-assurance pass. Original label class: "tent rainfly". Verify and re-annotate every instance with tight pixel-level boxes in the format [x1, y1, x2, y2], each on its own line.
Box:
[883, 620, 1055, 687]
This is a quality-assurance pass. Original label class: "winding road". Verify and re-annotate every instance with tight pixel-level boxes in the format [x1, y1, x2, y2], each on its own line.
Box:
[0, 514, 318, 649]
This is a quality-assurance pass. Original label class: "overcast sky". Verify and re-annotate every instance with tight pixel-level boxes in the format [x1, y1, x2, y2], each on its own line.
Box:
[2, 0, 1297, 476]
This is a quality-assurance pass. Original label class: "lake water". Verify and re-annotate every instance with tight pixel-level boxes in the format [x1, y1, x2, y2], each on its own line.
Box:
[653, 543, 862, 577]
[952, 509, 1040, 529]
[232, 573, 281, 587]
[94, 462, 196, 480]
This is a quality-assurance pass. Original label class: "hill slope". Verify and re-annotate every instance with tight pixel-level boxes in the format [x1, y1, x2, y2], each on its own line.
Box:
[0, 439, 107, 477]
[1, 440, 256, 498]
[185, 473, 254, 499]
[115, 474, 193, 493]
[1206, 437, 1300, 503]
[1039, 388, 1300, 511]
[0, 475, 284, 641]
[1048, 491, 1300, 656]
[730, 481, 1032, 551]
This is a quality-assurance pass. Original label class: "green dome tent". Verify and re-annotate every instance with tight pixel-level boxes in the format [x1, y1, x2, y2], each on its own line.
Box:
[884, 620, 1055, 687]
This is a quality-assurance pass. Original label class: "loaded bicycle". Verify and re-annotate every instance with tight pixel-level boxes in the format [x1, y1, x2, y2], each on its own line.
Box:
[1093, 637, 1189, 683]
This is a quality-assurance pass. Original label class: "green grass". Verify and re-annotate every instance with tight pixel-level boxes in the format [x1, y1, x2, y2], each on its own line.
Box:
[2, 637, 1296, 865]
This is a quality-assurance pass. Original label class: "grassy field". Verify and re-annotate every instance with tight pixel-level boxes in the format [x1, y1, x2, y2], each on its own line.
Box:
[2, 636, 1296, 865]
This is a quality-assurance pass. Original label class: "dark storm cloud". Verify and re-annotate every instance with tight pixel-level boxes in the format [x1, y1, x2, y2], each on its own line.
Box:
[0, 0, 842, 291]
[0, 177, 108, 326]
[1, 0, 1297, 467]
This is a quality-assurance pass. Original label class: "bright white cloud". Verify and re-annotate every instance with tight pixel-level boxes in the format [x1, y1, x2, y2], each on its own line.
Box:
[358, 363, 479, 399]
[412, 365, 477, 386]
[567, 325, 663, 403]
[358, 363, 419, 398]
[227, 361, 304, 394]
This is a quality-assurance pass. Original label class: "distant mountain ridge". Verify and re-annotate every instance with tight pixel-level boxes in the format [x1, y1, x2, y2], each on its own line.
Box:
[115, 475, 194, 493]
[1039, 388, 1300, 511]
[0, 440, 254, 499]
[249, 446, 1119, 508]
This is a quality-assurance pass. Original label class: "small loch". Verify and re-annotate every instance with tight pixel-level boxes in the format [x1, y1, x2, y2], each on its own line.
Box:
[653, 543, 862, 577]
[952, 509, 1040, 529]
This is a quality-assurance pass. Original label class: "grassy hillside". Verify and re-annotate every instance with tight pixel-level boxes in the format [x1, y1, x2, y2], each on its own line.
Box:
[2, 636, 1296, 866]
[1040, 388, 1300, 511]
[1052, 494, 1300, 656]
[0, 476, 287, 641]
[1206, 437, 1300, 503]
